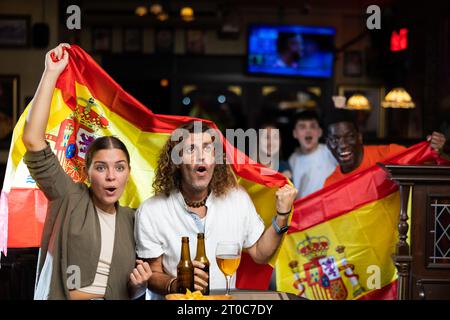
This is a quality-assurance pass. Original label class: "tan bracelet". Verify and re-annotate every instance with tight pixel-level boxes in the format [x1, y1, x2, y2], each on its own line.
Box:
[167, 278, 177, 294]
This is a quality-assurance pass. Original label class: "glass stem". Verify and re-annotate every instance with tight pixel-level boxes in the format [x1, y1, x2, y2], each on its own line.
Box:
[225, 275, 231, 295]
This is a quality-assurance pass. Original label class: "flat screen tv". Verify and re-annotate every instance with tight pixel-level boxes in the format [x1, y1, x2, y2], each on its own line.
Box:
[247, 24, 336, 78]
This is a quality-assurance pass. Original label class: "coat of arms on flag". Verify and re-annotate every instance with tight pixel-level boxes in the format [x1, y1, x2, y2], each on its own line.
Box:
[289, 235, 365, 300]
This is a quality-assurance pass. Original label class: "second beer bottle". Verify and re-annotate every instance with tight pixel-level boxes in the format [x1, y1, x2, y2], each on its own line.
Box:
[195, 233, 210, 295]
[177, 236, 194, 293]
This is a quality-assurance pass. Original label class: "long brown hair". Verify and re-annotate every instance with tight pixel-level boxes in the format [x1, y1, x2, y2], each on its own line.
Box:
[152, 122, 237, 197]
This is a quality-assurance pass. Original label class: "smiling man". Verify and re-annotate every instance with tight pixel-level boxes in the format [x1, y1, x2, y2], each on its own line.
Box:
[134, 121, 297, 299]
[324, 110, 447, 186]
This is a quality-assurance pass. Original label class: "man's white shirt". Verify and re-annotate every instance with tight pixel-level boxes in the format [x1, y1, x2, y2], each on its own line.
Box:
[289, 144, 337, 199]
[135, 187, 265, 299]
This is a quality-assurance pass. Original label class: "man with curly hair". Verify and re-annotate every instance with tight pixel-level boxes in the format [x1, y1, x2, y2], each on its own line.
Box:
[134, 121, 297, 299]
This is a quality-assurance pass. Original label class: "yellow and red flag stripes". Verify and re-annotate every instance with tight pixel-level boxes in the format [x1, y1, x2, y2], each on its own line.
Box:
[0, 43, 288, 285]
[274, 142, 448, 300]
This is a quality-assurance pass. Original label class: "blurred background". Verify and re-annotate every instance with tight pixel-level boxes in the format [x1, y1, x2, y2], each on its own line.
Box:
[1, 0, 450, 298]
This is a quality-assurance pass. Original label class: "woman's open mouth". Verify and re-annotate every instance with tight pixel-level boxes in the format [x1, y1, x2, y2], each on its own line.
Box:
[104, 187, 117, 196]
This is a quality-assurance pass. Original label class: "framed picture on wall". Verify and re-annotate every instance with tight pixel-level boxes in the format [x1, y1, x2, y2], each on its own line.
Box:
[92, 27, 112, 53]
[343, 51, 363, 77]
[0, 75, 19, 161]
[338, 85, 386, 138]
[155, 28, 174, 54]
[123, 27, 142, 53]
[0, 15, 30, 48]
[185, 29, 205, 55]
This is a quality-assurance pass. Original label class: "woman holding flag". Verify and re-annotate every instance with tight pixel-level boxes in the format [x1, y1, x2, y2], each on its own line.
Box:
[21, 43, 151, 300]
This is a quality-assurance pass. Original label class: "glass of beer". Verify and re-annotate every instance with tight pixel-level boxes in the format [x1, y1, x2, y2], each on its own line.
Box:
[215, 241, 241, 295]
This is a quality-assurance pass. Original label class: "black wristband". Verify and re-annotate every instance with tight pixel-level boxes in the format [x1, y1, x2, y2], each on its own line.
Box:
[277, 209, 292, 216]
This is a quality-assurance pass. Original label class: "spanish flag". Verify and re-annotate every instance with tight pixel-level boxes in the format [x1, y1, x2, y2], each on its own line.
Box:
[275, 142, 447, 300]
[0, 45, 287, 290]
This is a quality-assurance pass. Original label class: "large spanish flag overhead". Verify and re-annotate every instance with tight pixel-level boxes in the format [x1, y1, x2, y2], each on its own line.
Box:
[0, 45, 288, 266]
[275, 143, 448, 300]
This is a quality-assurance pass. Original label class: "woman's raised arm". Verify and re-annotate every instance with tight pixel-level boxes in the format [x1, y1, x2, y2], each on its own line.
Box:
[22, 43, 71, 151]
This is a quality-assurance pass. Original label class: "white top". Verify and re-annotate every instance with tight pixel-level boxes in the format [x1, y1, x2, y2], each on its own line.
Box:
[135, 187, 265, 299]
[288, 144, 337, 199]
[77, 207, 116, 295]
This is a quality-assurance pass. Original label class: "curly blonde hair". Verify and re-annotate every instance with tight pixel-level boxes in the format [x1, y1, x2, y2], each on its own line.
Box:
[153, 122, 238, 197]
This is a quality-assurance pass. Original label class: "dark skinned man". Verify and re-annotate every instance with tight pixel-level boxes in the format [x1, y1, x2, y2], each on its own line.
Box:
[324, 110, 447, 187]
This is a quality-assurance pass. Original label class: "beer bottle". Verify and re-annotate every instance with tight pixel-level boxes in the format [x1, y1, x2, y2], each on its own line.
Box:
[177, 236, 194, 293]
[195, 233, 210, 295]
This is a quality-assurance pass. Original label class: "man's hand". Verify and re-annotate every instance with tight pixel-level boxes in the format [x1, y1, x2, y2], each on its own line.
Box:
[427, 131, 447, 152]
[275, 184, 298, 214]
[192, 260, 208, 292]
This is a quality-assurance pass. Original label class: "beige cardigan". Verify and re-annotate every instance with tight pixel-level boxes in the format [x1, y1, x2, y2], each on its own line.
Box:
[24, 144, 136, 300]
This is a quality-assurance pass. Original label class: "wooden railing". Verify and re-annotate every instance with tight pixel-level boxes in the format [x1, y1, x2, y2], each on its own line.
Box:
[380, 164, 450, 300]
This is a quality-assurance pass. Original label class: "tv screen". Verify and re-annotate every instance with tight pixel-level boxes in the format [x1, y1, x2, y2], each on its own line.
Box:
[247, 24, 336, 78]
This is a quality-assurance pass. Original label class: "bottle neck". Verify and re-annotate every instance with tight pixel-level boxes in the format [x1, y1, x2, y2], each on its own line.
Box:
[180, 240, 191, 261]
[196, 237, 206, 258]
